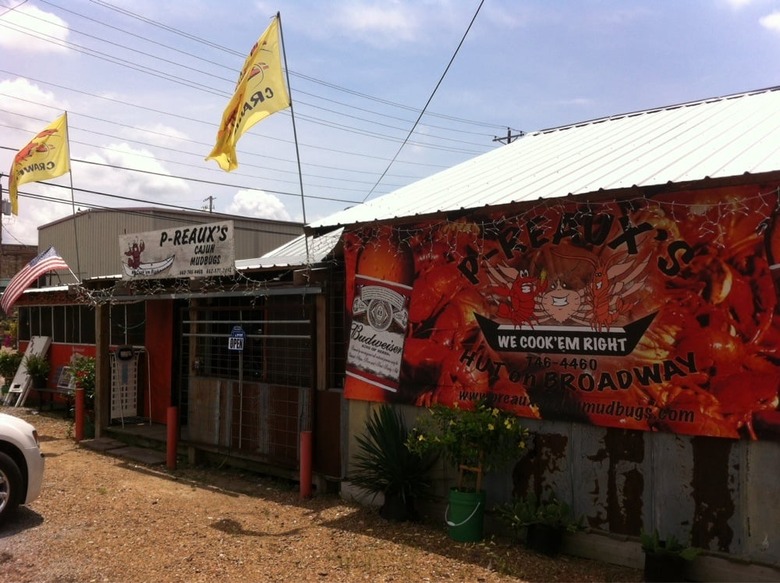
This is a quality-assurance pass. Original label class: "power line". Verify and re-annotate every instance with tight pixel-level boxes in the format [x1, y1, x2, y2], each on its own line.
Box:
[0, 79, 454, 172]
[0, 115, 407, 193]
[15, 1, 505, 143]
[37, 0, 231, 72]
[0, 2, 512, 208]
[0, 0, 29, 18]
[79, 0, 506, 130]
[0, 1, 521, 231]
[0, 67, 487, 158]
[0, 113, 426, 198]
[8, 188, 305, 238]
[0, 18, 230, 97]
[0, 144, 363, 205]
[362, 0, 487, 202]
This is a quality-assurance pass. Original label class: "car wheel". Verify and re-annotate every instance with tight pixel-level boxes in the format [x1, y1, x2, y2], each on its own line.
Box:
[0, 451, 23, 521]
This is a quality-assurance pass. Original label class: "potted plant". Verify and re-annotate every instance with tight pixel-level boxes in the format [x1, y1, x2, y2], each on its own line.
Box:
[496, 492, 582, 556]
[406, 399, 529, 542]
[0, 347, 23, 392]
[23, 353, 51, 389]
[349, 405, 437, 522]
[640, 529, 700, 582]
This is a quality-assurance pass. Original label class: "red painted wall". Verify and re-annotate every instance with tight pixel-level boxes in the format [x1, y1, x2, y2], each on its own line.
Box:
[19, 341, 96, 387]
[20, 300, 174, 422]
[19, 340, 95, 407]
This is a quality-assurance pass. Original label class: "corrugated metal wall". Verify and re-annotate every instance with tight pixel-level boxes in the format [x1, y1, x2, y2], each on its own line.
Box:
[349, 404, 780, 571]
[38, 208, 302, 282]
[504, 419, 780, 566]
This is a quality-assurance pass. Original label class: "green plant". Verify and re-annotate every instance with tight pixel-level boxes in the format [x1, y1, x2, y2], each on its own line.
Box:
[496, 492, 582, 538]
[406, 399, 529, 491]
[640, 529, 700, 561]
[70, 355, 96, 398]
[0, 347, 23, 383]
[23, 353, 51, 386]
[1, 320, 17, 347]
[350, 405, 437, 521]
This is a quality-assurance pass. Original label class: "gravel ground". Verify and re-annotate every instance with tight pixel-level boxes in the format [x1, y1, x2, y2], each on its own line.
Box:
[0, 408, 643, 583]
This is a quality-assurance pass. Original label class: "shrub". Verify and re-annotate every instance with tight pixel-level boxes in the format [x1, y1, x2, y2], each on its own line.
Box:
[406, 399, 529, 491]
[496, 492, 582, 539]
[350, 405, 437, 521]
[24, 353, 51, 386]
[640, 529, 701, 561]
[70, 355, 96, 398]
[0, 347, 23, 383]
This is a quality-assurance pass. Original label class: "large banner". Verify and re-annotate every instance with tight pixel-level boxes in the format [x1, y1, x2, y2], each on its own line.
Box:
[344, 186, 780, 440]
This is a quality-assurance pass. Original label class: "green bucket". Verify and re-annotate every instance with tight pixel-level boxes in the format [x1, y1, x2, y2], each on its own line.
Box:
[446, 488, 486, 542]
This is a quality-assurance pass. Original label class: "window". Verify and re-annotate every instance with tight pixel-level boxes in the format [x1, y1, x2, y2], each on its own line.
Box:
[18, 304, 102, 345]
[39, 307, 53, 338]
[80, 308, 96, 344]
[53, 306, 65, 341]
[110, 302, 145, 346]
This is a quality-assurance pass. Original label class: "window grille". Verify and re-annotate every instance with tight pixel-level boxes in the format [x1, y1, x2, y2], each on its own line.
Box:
[181, 293, 315, 467]
[186, 295, 313, 387]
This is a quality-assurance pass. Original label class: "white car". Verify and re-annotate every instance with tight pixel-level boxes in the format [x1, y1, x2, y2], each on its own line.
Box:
[0, 413, 45, 521]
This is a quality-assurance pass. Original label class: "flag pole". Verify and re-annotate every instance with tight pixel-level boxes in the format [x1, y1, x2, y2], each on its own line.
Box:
[276, 12, 311, 265]
[65, 112, 82, 283]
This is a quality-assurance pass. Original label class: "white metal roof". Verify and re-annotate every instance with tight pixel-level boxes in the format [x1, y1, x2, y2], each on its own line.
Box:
[310, 87, 780, 230]
[235, 227, 343, 270]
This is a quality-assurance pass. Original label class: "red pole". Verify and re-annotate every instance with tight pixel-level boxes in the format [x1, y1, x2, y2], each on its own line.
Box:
[300, 430, 312, 499]
[167, 406, 178, 470]
[74, 388, 84, 442]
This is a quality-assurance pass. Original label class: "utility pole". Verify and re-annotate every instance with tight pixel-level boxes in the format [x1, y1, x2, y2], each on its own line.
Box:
[202, 196, 215, 213]
[493, 127, 524, 145]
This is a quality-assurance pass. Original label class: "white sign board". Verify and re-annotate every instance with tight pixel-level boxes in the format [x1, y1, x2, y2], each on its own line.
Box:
[119, 220, 235, 280]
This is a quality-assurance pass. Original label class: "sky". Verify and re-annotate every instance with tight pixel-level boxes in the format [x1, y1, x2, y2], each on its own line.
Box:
[1, 0, 780, 247]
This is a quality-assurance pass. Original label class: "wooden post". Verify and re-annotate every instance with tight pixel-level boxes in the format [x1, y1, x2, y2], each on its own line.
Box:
[458, 464, 484, 492]
[315, 294, 326, 391]
[94, 303, 110, 438]
[300, 430, 312, 498]
[74, 388, 84, 442]
[167, 406, 178, 470]
[458, 451, 485, 491]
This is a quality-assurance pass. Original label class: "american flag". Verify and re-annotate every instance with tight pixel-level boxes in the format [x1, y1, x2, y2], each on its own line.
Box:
[1, 247, 69, 314]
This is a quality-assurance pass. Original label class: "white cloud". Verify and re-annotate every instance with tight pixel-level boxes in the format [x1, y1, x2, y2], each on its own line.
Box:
[225, 189, 292, 221]
[2, 180, 75, 245]
[725, 0, 754, 9]
[0, 78, 68, 130]
[0, 5, 69, 53]
[2, 141, 192, 245]
[334, 3, 418, 43]
[320, 1, 471, 47]
[120, 123, 190, 148]
[760, 11, 780, 30]
[557, 97, 593, 107]
[79, 143, 190, 205]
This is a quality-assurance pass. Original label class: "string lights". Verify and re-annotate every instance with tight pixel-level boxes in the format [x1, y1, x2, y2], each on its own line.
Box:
[68, 262, 334, 307]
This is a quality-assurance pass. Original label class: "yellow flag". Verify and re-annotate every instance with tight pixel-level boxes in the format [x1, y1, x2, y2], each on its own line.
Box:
[9, 113, 70, 215]
[207, 15, 290, 172]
